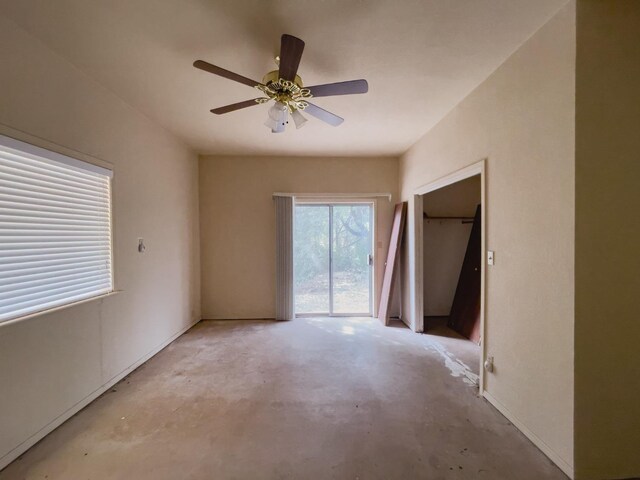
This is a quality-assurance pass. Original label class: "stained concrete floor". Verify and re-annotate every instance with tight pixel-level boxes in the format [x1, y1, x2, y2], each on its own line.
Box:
[422, 316, 481, 378]
[0, 317, 567, 479]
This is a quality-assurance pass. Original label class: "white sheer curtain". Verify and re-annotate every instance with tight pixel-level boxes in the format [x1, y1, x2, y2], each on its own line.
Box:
[274, 195, 294, 320]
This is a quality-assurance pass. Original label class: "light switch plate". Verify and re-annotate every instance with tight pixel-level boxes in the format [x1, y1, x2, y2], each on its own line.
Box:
[487, 250, 494, 265]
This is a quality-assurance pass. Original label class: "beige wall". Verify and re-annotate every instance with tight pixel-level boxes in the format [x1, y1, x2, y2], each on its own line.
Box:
[423, 220, 472, 316]
[0, 17, 200, 468]
[399, 3, 576, 476]
[423, 175, 481, 218]
[574, 2, 640, 478]
[199, 155, 398, 319]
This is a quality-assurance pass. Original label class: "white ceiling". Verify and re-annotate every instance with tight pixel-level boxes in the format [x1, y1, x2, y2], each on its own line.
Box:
[0, 0, 567, 157]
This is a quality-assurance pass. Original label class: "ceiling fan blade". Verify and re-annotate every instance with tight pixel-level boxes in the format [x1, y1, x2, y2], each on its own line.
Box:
[307, 79, 369, 98]
[193, 60, 262, 88]
[278, 34, 305, 81]
[210, 99, 264, 115]
[303, 102, 344, 127]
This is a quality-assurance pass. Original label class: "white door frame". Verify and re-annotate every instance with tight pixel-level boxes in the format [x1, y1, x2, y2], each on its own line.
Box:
[410, 159, 487, 393]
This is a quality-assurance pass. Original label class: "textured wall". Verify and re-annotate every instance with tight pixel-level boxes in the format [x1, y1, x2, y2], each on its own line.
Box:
[0, 17, 200, 468]
[574, 1, 640, 478]
[399, 4, 576, 476]
[199, 155, 398, 320]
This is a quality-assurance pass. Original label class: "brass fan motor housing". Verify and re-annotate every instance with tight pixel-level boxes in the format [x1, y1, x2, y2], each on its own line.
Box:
[262, 70, 303, 88]
[255, 70, 312, 111]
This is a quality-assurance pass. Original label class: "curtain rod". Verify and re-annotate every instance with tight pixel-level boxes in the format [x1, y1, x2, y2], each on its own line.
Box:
[273, 192, 392, 201]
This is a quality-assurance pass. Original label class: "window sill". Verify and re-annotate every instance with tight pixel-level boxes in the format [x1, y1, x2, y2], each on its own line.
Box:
[0, 290, 121, 328]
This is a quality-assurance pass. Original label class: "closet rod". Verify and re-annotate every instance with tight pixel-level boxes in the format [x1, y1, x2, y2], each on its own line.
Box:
[423, 212, 475, 221]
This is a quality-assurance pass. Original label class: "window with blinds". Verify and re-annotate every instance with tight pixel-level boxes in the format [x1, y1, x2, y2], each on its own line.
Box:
[0, 134, 113, 323]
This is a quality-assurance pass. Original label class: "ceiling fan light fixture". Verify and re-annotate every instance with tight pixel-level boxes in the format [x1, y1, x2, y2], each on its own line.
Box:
[291, 109, 307, 129]
[265, 101, 288, 133]
[195, 34, 368, 131]
[264, 117, 279, 130]
[271, 123, 286, 134]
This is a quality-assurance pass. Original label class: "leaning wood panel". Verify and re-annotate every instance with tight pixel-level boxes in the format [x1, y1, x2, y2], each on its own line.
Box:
[378, 202, 407, 325]
[448, 204, 482, 343]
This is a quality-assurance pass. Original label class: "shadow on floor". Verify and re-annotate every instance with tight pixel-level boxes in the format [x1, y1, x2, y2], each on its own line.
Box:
[424, 316, 470, 340]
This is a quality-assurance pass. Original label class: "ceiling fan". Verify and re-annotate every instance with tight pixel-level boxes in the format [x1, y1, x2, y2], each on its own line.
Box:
[193, 34, 368, 133]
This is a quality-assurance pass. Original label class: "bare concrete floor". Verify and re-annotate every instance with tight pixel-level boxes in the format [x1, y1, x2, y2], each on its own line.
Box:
[422, 316, 481, 377]
[1, 317, 567, 479]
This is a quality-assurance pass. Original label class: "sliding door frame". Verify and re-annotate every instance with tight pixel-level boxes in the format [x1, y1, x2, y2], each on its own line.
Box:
[294, 199, 376, 318]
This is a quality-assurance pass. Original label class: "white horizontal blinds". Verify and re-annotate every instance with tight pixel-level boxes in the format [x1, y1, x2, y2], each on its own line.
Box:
[0, 135, 113, 323]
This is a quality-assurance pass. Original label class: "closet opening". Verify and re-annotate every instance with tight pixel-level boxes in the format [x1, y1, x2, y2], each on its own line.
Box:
[411, 162, 485, 388]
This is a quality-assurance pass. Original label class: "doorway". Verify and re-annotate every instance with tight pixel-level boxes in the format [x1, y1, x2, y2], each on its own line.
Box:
[411, 160, 486, 391]
[422, 175, 481, 344]
[420, 175, 481, 379]
[293, 203, 373, 316]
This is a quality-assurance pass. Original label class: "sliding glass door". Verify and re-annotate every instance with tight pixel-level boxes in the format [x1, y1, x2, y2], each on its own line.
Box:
[294, 203, 373, 316]
[293, 205, 331, 314]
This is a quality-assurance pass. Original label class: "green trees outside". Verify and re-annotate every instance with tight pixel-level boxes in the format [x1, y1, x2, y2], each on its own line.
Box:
[331, 205, 371, 279]
[294, 205, 329, 286]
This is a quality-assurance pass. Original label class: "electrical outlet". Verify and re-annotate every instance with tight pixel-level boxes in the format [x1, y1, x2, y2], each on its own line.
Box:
[487, 250, 494, 265]
[484, 356, 494, 373]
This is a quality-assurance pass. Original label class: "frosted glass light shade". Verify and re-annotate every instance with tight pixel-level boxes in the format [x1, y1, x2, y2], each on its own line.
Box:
[291, 109, 307, 129]
[266, 102, 288, 133]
